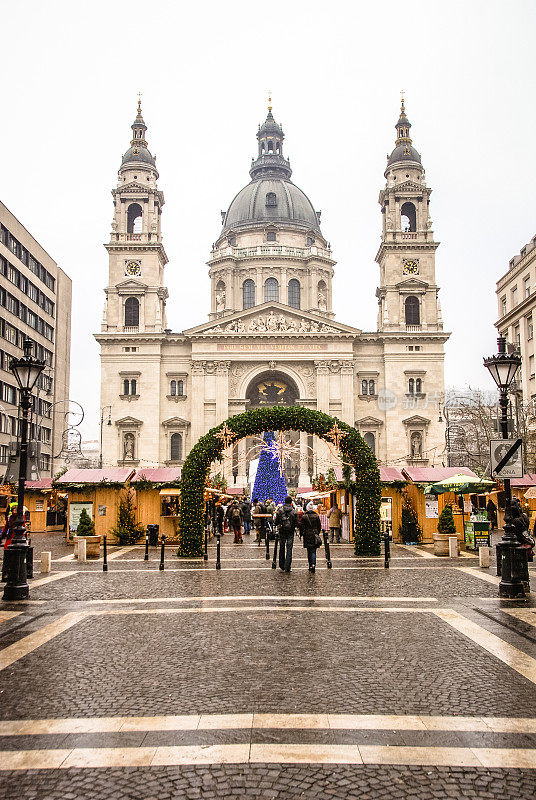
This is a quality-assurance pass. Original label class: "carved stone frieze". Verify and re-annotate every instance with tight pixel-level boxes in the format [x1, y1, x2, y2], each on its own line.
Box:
[204, 310, 338, 335]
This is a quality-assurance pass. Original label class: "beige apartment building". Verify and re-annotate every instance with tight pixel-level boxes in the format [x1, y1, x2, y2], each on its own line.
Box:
[496, 234, 536, 401]
[0, 200, 72, 478]
[96, 99, 449, 486]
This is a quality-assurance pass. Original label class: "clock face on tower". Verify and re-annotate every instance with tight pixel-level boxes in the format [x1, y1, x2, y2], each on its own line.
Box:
[125, 260, 141, 277]
[403, 259, 419, 275]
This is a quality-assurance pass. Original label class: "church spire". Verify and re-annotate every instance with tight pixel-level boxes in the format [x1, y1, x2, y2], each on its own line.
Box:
[250, 99, 292, 180]
[386, 94, 422, 170]
[130, 94, 148, 148]
[395, 93, 412, 146]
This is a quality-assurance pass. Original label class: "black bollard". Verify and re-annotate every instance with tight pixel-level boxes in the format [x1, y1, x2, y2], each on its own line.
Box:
[265, 529, 271, 560]
[204, 527, 208, 561]
[103, 534, 108, 572]
[159, 534, 166, 571]
[144, 533, 149, 561]
[26, 546, 34, 579]
[272, 534, 279, 569]
[216, 533, 221, 570]
[384, 532, 390, 569]
[323, 531, 332, 569]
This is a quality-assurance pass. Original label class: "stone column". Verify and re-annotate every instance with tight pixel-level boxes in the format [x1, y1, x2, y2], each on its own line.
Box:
[314, 360, 331, 474]
[340, 360, 354, 425]
[215, 361, 230, 425]
[190, 361, 205, 445]
[235, 437, 248, 489]
[297, 430, 310, 489]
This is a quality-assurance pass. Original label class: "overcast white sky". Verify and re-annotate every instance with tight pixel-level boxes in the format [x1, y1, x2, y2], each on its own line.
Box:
[2, 1, 535, 439]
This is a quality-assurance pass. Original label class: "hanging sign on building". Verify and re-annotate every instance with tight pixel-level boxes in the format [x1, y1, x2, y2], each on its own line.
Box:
[490, 438, 524, 479]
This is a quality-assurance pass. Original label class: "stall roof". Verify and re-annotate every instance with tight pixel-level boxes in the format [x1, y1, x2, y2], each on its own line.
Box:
[402, 466, 479, 484]
[56, 468, 135, 485]
[25, 479, 53, 491]
[131, 468, 181, 483]
[511, 473, 536, 488]
[379, 467, 406, 483]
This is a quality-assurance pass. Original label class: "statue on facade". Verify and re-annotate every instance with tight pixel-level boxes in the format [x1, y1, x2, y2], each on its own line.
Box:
[123, 433, 135, 460]
[216, 289, 226, 313]
[257, 317, 267, 332]
[410, 432, 422, 458]
[299, 319, 310, 332]
[266, 312, 277, 331]
[277, 314, 288, 331]
[248, 318, 258, 332]
[318, 290, 327, 311]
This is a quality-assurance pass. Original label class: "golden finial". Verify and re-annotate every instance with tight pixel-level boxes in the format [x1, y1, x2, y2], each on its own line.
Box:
[400, 89, 405, 114]
[137, 92, 142, 116]
[268, 91, 272, 113]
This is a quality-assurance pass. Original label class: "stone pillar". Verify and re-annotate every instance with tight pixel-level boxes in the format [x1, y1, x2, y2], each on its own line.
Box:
[190, 361, 205, 445]
[314, 360, 331, 474]
[298, 430, 310, 489]
[340, 361, 354, 425]
[215, 361, 230, 425]
[235, 437, 248, 489]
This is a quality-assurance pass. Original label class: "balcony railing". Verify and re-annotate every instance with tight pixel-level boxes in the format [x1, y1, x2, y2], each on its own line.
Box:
[123, 326, 139, 333]
[210, 244, 332, 260]
[406, 324, 422, 332]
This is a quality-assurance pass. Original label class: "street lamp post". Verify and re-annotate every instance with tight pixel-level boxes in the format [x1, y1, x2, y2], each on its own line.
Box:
[99, 406, 112, 469]
[484, 336, 526, 598]
[3, 340, 45, 601]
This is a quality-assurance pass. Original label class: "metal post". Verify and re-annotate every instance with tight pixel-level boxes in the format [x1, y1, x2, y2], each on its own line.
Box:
[204, 527, 208, 561]
[159, 534, 166, 571]
[265, 528, 270, 560]
[272, 534, 279, 569]
[3, 393, 31, 601]
[323, 531, 333, 569]
[384, 532, 390, 569]
[144, 533, 149, 561]
[102, 534, 108, 572]
[216, 532, 221, 570]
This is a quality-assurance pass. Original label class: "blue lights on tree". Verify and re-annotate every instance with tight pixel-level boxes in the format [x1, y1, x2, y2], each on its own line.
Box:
[252, 431, 288, 504]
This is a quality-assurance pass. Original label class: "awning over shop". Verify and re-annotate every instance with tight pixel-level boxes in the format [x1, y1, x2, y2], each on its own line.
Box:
[159, 488, 181, 496]
[132, 468, 181, 483]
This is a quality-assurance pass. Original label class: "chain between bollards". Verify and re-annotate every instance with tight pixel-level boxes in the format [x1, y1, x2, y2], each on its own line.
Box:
[272, 534, 279, 569]
[384, 532, 390, 569]
[204, 527, 208, 561]
[102, 534, 108, 572]
[144, 533, 149, 561]
[323, 531, 332, 568]
[216, 533, 221, 570]
[159, 534, 166, 571]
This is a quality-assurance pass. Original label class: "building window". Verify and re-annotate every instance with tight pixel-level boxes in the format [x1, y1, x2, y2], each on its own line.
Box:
[266, 192, 277, 207]
[415, 378, 422, 394]
[170, 432, 183, 462]
[361, 379, 368, 396]
[501, 296, 507, 316]
[408, 378, 414, 395]
[266, 231, 277, 242]
[401, 202, 416, 232]
[512, 286, 518, 307]
[170, 380, 176, 396]
[530, 354, 535, 378]
[288, 279, 300, 309]
[122, 378, 137, 396]
[525, 276, 531, 298]
[363, 431, 376, 456]
[410, 431, 423, 458]
[306, 236, 315, 246]
[124, 297, 139, 327]
[243, 279, 255, 309]
[369, 380, 375, 396]
[127, 203, 143, 234]
[177, 380, 184, 396]
[514, 325, 521, 348]
[264, 277, 279, 302]
[404, 295, 420, 325]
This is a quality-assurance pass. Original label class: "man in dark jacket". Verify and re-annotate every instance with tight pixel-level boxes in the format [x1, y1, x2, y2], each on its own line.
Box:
[274, 497, 298, 572]
[240, 497, 252, 536]
[300, 501, 322, 573]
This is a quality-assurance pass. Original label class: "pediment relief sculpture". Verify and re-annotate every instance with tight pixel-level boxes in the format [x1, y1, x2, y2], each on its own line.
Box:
[204, 310, 338, 335]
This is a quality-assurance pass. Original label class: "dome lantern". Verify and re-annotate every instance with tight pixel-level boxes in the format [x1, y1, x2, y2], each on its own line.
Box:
[386, 95, 422, 170]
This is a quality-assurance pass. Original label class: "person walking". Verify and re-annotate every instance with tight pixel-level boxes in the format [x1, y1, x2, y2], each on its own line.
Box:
[226, 500, 243, 543]
[300, 501, 322, 573]
[275, 496, 298, 572]
[486, 498, 498, 529]
[253, 498, 267, 545]
[215, 500, 225, 538]
[240, 496, 252, 536]
[265, 497, 276, 540]
[328, 499, 343, 543]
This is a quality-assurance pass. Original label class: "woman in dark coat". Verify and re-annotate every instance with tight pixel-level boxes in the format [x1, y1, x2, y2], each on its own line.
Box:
[299, 502, 322, 573]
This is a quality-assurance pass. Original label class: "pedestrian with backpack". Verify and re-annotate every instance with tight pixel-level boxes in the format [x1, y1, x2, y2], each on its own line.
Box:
[275, 496, 298, 572]
[300, 501, 322, 573]
[240, 496, 252, 536]
[227, 500, 243, 543]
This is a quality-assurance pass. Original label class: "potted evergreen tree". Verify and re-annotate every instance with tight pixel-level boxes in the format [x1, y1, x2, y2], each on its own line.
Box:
[433, 504, 459, 556]
[74, 508, 101, 559]
[110, 490, 144, 545]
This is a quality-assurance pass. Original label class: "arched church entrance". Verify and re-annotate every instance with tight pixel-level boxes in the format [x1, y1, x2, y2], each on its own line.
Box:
[178, 406, 381, 559]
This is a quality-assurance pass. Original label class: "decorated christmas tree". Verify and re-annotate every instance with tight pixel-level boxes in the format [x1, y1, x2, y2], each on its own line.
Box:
[252, 431, 288, 504]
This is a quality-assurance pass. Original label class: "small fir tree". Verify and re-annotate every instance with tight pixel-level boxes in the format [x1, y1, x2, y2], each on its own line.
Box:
[399, 493, 422, 543]
[76, 508, 95, 536]
[110, 490, 144, 545]
[437, 504, 456, 535]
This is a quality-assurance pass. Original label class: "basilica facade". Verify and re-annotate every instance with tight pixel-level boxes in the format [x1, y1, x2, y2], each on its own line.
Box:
[96, 99, 449, 488]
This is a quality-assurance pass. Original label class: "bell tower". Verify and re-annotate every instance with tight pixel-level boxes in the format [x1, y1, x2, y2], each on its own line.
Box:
[102, 98, 169, 334]
[375, 97, 443, 334]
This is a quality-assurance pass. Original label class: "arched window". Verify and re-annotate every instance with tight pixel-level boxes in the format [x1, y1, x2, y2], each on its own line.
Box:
[122, 379, 137, 396]
[361, 380, 368, 396]
[288, 279, 301, 309]
[123, 379, 130, 396]
[369, 380, 375, 396]
[170, 380, 176, 396]
[170, 433, 182, 462]
[405, 296, 420, 325]
[177, 380, 184, 396]
[363, 432, 376, 456]
[264, 277, 279, 302]
[266, 192, 277, 207]
[408, 378, 414, 395]
[127, 203, 143, 234]
[415, 378, 422, 394]
[243, 279, 255, 309]
[401, 202, 416, 232]
[124, 297, 139, 327]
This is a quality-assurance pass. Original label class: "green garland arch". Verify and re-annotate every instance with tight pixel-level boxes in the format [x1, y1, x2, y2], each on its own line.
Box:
[177, 406, 381, 558]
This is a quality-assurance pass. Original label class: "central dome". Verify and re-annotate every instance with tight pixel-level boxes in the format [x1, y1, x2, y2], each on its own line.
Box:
[223, 178, 320, 232]
[221, 106, 322, 235]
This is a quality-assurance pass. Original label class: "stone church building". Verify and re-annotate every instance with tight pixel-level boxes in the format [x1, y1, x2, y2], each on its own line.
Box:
[96, 99, 449, 489]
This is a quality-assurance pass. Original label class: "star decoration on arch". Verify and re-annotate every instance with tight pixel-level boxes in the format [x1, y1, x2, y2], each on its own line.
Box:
[324, 422, 347, 450]
[266, 431, 301, 476]
[214, 422, 237, 449]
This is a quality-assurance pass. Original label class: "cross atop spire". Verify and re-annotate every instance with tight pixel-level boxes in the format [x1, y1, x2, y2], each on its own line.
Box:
[268, 91, 272, 114]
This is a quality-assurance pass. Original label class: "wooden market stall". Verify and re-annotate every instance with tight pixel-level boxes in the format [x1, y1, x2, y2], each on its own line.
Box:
[55, 468, 135, 541]
[24, 479, 68, 533]
[130, 468, 182, 542]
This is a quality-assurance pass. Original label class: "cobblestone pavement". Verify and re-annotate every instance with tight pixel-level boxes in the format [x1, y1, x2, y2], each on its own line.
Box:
[1, 534, 536, 798]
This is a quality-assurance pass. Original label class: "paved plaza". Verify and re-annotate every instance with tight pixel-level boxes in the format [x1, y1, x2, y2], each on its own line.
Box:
[1, 535, 536, 798]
